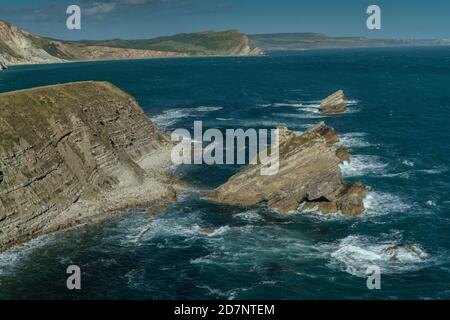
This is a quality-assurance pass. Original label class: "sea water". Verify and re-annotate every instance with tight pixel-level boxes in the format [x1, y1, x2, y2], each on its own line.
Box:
[0, 47, 449, 299]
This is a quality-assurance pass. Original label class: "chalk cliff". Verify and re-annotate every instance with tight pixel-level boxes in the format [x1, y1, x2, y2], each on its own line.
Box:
[213, 122, 367, 215]
[0, 81, 180, 250]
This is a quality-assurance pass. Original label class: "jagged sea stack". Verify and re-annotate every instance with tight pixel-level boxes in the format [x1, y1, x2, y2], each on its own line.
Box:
[319, 90, 347, 114]
[213, 122, 367, 216]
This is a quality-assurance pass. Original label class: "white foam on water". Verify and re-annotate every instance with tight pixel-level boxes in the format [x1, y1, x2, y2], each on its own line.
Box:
[151, 106, 223, 129]
[273, 112, 325, 120]
[207, 226, 231, 237]
[418, 167, 447, 175]
[194, 106, 222, 112]
[363, 191, 412, 217]
[234, 210, 265, 222]
[347, 100, 359, 105]
[339, 132, 371, 149]
[295, 103, 321, 114]
[402, 160, 415, 167]
[0, 235, 55, 276]
[340, 154, 388, 177]
[329, 235, 430, 277]
[272, 102, 304, 108]
[196, 285, 242, 300]
[426, 200, 437, 207]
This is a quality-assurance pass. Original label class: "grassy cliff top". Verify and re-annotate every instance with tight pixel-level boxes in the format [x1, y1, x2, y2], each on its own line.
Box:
[73, 29, 253, 56]
[0, 81, 135, 150]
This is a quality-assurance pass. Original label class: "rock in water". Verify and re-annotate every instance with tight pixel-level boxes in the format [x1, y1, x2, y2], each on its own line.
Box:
[0, 81, 181, 250]
[213, 122, 367, 216]
[319, 90, 347, 114]
[335, 145, 350, 163]
[0, 57, 7, 70]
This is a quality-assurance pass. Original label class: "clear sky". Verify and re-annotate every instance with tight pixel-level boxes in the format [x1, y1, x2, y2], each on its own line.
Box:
[1, 0, 450, 40]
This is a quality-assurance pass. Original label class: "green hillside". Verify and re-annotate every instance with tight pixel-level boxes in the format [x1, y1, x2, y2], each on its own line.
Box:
[74, 29, 259, 56]
[249, 33, 450, 51]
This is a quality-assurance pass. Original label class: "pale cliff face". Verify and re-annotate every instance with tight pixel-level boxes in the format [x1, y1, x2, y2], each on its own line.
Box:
[0, 82, 179, 250]
[0, 20, 261, 66]
[0, 20, 64, 65]
[0, 20, 185, 65]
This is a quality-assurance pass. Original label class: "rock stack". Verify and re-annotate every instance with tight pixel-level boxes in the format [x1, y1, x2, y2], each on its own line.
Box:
[319, 90, 347, 114]
[213, 122, 367, 216]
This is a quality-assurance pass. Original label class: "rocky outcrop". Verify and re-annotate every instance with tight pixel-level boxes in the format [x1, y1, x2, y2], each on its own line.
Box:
[0, 57, 7, 70]
[383, 244, 427, 261]
[213, 122, 367, 216]
[335, 145, 350, 163]
[319, 90, 347, 114]
[0, 81, 181, 250]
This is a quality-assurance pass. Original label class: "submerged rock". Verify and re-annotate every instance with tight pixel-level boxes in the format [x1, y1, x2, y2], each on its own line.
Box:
[383, 244, 427, 261]
[200, 227, 215, 236]
[319, 90, 347, 114]
[213, 122, 367, 216]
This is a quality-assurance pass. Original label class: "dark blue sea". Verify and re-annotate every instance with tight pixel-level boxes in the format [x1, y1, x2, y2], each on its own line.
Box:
[0, 47, 449, 299]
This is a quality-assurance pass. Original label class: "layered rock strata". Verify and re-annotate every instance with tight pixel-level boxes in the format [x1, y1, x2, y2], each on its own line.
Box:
[213, 122, 367, 215]
[319, 90, 347, 114]
[0, 81, 180, 250]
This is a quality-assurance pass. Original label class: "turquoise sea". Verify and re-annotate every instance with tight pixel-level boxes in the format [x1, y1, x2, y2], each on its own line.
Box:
[0, 47, 449, 299]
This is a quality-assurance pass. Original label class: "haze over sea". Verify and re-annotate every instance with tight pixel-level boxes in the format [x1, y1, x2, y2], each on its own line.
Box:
[0, 47, 449, 299]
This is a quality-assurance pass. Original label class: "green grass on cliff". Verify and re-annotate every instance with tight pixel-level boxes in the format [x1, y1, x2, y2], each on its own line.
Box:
[0, 82, 131, 151]
[73, 30, 249, 55]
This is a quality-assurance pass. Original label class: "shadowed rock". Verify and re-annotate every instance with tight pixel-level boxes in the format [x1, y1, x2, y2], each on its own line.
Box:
[335, 145, 350, 163]
[213, 122, 367, 216]
[0, 57, 7, 70]
[319, 90, 347, 114]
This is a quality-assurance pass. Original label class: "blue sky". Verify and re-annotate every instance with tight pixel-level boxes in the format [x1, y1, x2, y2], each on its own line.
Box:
[1, 0, 450, 40]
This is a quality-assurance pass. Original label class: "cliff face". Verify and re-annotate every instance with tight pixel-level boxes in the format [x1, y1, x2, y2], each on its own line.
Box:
[0, 81, 179, 250]
[214, 122, 367, 216]
[77, 30, 262, 57]
[0, 19, 185, 65]
[0, 20, 261, 66]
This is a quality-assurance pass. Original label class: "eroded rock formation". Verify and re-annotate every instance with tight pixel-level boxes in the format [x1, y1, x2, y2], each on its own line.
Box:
[0, 57, 7, 70]
[319, 90, 347, 114]
[0, 81, 181, 250]
[213, 122, 367, 216]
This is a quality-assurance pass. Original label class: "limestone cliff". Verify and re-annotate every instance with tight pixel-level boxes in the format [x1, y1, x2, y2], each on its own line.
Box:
[0, 81, 180, 250]
[214, 122, 367, 215]
[0, 20, 261, 66]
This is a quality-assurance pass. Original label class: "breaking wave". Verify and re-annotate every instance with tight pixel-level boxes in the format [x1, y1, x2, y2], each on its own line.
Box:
[151, 106, 222, 129]
[340, 154, 388, 177]
[339, 132, 371, 149]
[363, 191, 412, 217]
[329, 234, 431, 277]
[234, 210, 265, 222]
